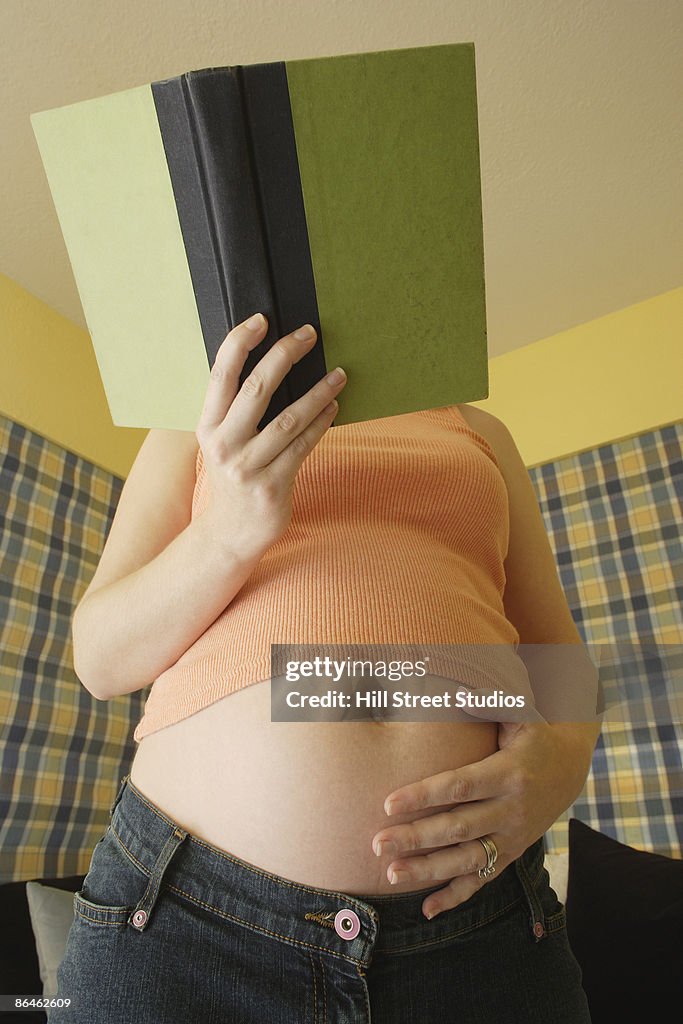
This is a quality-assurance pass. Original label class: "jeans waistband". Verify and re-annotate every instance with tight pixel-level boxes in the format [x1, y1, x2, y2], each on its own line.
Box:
[108, 773, 547, 972]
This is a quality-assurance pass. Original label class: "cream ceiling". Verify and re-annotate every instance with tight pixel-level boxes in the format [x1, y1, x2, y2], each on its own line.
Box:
[2, 0, 681, 357]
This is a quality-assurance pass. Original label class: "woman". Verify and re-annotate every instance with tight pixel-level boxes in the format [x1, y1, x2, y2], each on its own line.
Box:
[54, 312, 600, 1023]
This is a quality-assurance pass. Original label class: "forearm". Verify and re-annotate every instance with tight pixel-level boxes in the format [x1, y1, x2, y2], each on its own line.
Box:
[517, 639, 600, 723]
[549, 717, 602, 754]
[545, 718, 602, 804]
[514, 640, 602, 801]
[72, 514, 264, 700]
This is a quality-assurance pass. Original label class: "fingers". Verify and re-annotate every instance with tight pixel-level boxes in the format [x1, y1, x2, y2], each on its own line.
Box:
[383, 759, 501, 816]
[221, 319, 321, 445]
[421, 856, 505, 920]
[196, 313, 270, 439]
[379, 837, 508, 921]
[258, 397, 341, 480]
[374, 802, 502, 859]
[385, 836, 496, 889]
[245, 363, 347, 472]
[196, 313, 348, 477]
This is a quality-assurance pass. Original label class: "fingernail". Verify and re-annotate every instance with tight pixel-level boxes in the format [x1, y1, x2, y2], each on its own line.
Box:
[389, 871, 407, 885]
[246, 313, 265, 330]
[326, 366, 346, 385]
[375, 840, 397, 857]
[385, 800, 403, 816]
[294, 324, 315, 341]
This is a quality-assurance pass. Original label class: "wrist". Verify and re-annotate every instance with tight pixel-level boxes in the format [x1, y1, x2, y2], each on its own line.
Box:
[190, 509, 270, 569]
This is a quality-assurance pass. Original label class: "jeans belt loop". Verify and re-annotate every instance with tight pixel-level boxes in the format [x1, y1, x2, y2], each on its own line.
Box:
[127, 824, 188, 932]
[514, 837, 547, 942]
[109, 773, 131, 820]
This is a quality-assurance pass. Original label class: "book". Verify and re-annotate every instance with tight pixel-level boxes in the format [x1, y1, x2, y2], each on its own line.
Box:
[31, 42, 489, 431]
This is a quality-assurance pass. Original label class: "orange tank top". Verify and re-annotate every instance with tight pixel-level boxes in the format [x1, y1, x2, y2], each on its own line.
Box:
[133, 405, 529, 741]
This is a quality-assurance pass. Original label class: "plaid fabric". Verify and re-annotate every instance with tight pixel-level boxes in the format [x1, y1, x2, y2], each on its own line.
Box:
[0, 415, 144, 883]
[1, 413, 681, 882]
[539, 421, 683, 856]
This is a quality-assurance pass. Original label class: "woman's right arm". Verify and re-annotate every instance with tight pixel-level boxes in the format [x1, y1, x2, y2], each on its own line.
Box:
[72, 312, 347, 701]
[71, 430, 264, 700]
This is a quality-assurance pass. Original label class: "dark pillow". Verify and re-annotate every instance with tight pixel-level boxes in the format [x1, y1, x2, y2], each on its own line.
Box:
[566, 818, 683, 1023]
[0, 875, 85, 1024]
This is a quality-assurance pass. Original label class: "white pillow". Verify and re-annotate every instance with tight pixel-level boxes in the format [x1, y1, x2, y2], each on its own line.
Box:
[543, 851, 569, 903]
[25, 882, 76, 1017]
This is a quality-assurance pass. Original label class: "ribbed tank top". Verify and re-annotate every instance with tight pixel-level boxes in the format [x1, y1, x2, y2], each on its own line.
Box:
[133, 405, 531, 742]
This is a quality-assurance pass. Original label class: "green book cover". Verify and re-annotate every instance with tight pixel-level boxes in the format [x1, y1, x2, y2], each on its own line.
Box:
[31, 42, 489, 431]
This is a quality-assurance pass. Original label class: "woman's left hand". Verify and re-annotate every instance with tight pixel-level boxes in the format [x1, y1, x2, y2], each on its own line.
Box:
[371, 719, 596, 921]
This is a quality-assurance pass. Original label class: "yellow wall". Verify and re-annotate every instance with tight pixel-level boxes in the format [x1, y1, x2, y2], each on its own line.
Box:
[1, 271, 681, 477]
[1, 272, 145, 477]
[473, 286, 682, 463]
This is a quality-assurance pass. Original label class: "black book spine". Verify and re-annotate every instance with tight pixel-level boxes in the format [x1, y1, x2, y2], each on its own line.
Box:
[151, 67, 296, 430]
[240, 62, 327, 422]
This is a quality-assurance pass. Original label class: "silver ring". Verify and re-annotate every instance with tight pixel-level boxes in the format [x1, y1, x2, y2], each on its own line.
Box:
[477, 836, 498, 879]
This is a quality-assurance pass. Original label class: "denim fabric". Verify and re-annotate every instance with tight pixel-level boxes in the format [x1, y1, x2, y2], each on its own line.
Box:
[52, 774, 591, 1023]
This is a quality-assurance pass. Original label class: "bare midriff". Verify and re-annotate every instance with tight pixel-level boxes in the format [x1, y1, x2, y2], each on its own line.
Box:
[129, 674, 498, 897]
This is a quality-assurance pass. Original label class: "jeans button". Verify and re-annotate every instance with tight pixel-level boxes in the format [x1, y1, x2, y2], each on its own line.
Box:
[334, 908, 360, 940]
[533, 920, 546, 938]
[131, 909, 148, 929]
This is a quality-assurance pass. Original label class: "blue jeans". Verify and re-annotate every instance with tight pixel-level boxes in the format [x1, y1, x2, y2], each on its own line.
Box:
[52, 774, 591, 1023]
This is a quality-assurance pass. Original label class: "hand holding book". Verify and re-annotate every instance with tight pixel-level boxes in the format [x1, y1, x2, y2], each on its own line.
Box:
[196, 312, 347, 561]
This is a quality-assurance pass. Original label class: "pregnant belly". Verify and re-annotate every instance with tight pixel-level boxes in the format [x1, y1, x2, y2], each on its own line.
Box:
[129, 675, 499, 896]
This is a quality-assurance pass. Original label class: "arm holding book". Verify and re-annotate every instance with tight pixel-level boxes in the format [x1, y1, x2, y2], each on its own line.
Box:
[72, 314, 346, 699]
